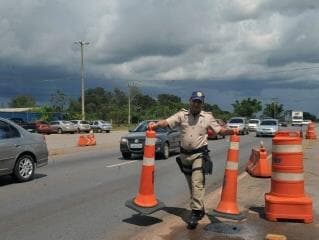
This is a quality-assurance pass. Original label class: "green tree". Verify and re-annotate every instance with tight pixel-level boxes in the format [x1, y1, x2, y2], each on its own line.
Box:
[263, 102, 284, 119]
[8, 95, 36, 108]
[232, 98, 262, 118]
[303, 112, 317, 121]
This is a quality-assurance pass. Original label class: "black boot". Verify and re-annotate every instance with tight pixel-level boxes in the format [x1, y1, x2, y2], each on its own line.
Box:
[187, 209, 205, 229]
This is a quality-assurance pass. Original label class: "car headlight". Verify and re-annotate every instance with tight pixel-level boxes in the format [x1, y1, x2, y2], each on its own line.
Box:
[121, 138, 128, 143]
[156, 138, 162, 143]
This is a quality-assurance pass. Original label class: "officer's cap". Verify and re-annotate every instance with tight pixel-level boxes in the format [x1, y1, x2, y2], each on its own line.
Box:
[190, 91, 205, 103]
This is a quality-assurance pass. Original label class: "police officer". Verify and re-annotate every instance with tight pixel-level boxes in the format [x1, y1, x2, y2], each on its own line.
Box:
[149, 91, 237, 229]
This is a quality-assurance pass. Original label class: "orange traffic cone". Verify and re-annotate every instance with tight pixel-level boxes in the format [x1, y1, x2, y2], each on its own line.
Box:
[86, 134, 96, 146]
[209, 132, 245, 220]
[306, 121, 317, 139]
[125, 127, 165, 215]
[265, 131, 313, 223]
[246, 141, 271, 178]
[78, 135, 88, 147]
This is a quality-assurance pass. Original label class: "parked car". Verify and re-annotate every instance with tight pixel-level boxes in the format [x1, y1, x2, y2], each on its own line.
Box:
[70, 120, 91, 133]
[120, 120, 180, 159]
[90, 120, 112, 133]
[49, 120, 77, 134]
[10, 118, 36, 132]
[0, 117, 48, 182]
[256, 119, 279, 137]
[248, 119, 261, 132]
[226, 117, 249, 135]
[207, 118, 226, 140]
[35, 120, 56, 134]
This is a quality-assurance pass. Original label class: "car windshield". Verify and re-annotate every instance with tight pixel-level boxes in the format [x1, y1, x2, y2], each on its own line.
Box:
[261, 120, 277, 126]
[249, 120, 259, 124]
[80, 121, 89, 124]
[229, 118, 244, 123]
[133, 121, 168, 133]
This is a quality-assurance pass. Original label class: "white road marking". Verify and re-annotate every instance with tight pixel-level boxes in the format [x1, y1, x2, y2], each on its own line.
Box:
[106, 161, 136, 168]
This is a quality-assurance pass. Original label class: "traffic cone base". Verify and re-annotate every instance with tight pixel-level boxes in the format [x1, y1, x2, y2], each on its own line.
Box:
[208, 209, 246, 221]
[265, 193, 313, 223]
[125, 198, 165, 215]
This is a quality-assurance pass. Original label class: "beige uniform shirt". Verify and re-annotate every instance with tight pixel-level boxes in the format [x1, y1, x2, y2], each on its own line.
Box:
[166, 109, 222, 150]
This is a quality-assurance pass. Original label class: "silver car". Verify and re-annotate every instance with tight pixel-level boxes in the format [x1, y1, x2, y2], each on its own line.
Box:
[50, 120, 77, 134]
[90, 120, 112, 133]
[0, 117, 48, 182]
[256, 119, 279, 137]
[70, 120, 91, 133]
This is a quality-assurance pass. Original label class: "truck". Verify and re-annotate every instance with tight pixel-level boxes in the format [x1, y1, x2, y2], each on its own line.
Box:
[291, 111, 303, 126]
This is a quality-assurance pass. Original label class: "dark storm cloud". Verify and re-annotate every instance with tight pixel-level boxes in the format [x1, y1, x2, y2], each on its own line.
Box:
[0, 1, 319, 114]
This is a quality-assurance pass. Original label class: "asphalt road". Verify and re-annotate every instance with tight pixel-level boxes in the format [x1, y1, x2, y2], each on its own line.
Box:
[0, 132, 273, 240]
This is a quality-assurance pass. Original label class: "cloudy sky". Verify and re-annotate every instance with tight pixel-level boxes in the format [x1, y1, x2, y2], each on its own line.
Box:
[1, 0, 319, 115]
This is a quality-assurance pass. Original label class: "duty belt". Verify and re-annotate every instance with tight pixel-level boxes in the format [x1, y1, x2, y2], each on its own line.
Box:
[180, 145, 207, 155]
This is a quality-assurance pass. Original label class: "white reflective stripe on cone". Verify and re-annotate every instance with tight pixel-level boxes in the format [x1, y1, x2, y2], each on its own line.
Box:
[272, 172, 304, 181]
[226, 161, 238, 170]
[145, 137, 156, 146]
[143, 157, 155, 166]
[229, 142, 239, 150]
[272, 144, 302, 153]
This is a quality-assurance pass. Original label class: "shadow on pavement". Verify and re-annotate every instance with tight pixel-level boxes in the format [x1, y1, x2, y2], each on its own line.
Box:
[162, 206, 191, 223]
[0, 173, 47, 187]
[122, 214, 162, 226]
[248, 206, 266, 219]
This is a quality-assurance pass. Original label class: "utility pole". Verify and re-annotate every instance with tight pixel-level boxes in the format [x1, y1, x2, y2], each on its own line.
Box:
[74, 41, 89, 120]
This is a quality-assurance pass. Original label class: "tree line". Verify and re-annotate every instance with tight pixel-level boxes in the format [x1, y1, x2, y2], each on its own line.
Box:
[6, 87, 317, 124]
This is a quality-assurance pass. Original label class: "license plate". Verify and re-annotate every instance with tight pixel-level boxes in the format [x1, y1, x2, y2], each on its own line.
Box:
[130, 143, 143, 149]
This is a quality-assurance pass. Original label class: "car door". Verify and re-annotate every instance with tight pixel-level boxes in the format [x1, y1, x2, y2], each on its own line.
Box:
[0, 121, 21, 174]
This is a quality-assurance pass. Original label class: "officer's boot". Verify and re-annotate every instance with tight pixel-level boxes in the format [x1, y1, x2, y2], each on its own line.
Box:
[187, 209, 205, 229]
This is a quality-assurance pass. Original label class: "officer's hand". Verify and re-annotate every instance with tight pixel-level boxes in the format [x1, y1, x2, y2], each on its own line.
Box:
[148, 121, 157, 130]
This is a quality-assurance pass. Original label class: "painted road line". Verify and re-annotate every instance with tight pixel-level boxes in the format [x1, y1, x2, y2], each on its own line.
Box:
[106, 161, 136, 168]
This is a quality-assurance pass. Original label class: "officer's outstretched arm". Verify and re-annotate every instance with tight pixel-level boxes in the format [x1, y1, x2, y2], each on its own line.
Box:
[219, 128, 239, 135]
[148, 120, 169, 129]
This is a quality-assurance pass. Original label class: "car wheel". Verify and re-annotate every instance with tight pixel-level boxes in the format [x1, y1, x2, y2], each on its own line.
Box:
[256, 133, 259, 137]
[106, 130, 110, 133]
[162, 143, 169, 159]
[57, 128, 63, 134]
[13, 154, 35, 182]
[122, 152, 131, 160]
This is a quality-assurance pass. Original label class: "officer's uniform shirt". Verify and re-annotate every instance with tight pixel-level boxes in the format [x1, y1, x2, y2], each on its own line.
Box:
[166, 109, 222, 151]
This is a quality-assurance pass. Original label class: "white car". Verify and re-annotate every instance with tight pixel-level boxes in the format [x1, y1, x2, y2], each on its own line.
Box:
[248, 119, 261, 132]
[227, 117, 249, 135]
[256, 119, 279, 137]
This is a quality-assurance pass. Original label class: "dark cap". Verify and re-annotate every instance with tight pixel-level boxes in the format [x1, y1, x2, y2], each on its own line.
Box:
[190, 91, 205, 103]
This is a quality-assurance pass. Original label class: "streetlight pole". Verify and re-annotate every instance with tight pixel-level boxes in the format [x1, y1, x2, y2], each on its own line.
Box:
[128, 83, 131, 125]
[75, 40, 89, 120]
